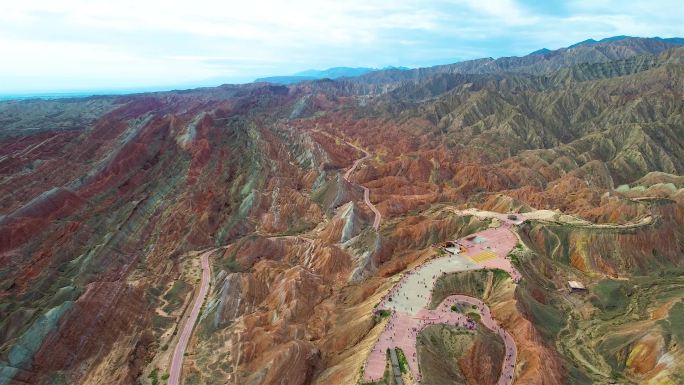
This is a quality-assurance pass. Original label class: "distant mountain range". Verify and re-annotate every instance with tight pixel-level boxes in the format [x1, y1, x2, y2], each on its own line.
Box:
[256, 36, 684, 86]
[343, 36, 684, 88]
[254, 66, 409, 84]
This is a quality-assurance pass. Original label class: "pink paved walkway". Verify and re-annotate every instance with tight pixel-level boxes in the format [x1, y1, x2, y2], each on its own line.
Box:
[365, 298, 473, 382]
[364, 295, 517, 383]
[363, 214, 522, 383]
[459, 224, 521, 282]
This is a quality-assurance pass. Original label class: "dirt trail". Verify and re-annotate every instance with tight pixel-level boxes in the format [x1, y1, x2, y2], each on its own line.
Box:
[451, 207, 654, 229]
[168, 249, 212, 385]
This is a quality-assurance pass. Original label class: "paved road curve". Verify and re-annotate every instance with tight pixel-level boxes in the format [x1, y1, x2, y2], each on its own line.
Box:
[363, 186, 382, 230]
[340, 138, 382, 230]
[169, 250, 212, 385]
[314, 128, 382, 231]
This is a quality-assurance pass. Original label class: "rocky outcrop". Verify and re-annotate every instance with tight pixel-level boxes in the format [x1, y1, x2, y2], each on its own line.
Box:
[319, 201, 368, 244]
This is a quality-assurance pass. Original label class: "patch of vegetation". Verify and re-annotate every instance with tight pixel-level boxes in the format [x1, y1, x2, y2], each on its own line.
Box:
[466, 311, 481, 322]
[395, 348, 409, 374]
[377, 309, 391, 318]
[430, 271, 487, 307]
[163, 280, 189, 313]
[490, 268, 511, 281]
[184, 372, 202, 385]
[152, 315, 173, 330]
[223, 257, 243, 273]
[667, 301, 684, 345]
[145, 286, 163, 305]
[148, 368, 159, 385]
[590, 279, 632, 319]
[430, 269, 512, 308]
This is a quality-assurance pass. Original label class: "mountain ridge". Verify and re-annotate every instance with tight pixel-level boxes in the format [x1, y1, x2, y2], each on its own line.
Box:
[254, 66, 409, 84]
[253, 36, 684, 88]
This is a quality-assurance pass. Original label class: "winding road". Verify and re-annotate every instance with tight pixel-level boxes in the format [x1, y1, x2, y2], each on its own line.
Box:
[340, 137, 382, 230]
[168, 249, 212, 385]
[313, 128, 382, 231]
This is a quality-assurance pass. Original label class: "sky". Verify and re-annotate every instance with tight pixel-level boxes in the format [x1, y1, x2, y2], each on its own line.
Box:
[0, 0, 682, 94]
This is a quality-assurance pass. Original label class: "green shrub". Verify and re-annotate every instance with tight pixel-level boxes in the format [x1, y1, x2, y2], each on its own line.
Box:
[467, 311, 481, 321]
[148, 368, 159, 385]
[395, 348, 409, 374]
[491, 268, 510, 280]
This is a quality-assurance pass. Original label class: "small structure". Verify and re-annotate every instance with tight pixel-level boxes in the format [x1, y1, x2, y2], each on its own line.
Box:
[439, 241, 463, 255]
[568, 280, 586, 292]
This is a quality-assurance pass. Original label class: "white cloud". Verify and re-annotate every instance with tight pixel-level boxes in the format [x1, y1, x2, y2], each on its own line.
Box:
[0, 0, 682, 92]
[460, 0, 539, 26]
[0, 37, 220, 91]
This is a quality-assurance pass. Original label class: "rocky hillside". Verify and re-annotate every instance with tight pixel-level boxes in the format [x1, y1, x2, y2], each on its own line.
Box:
[0, 37, 683, 385]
